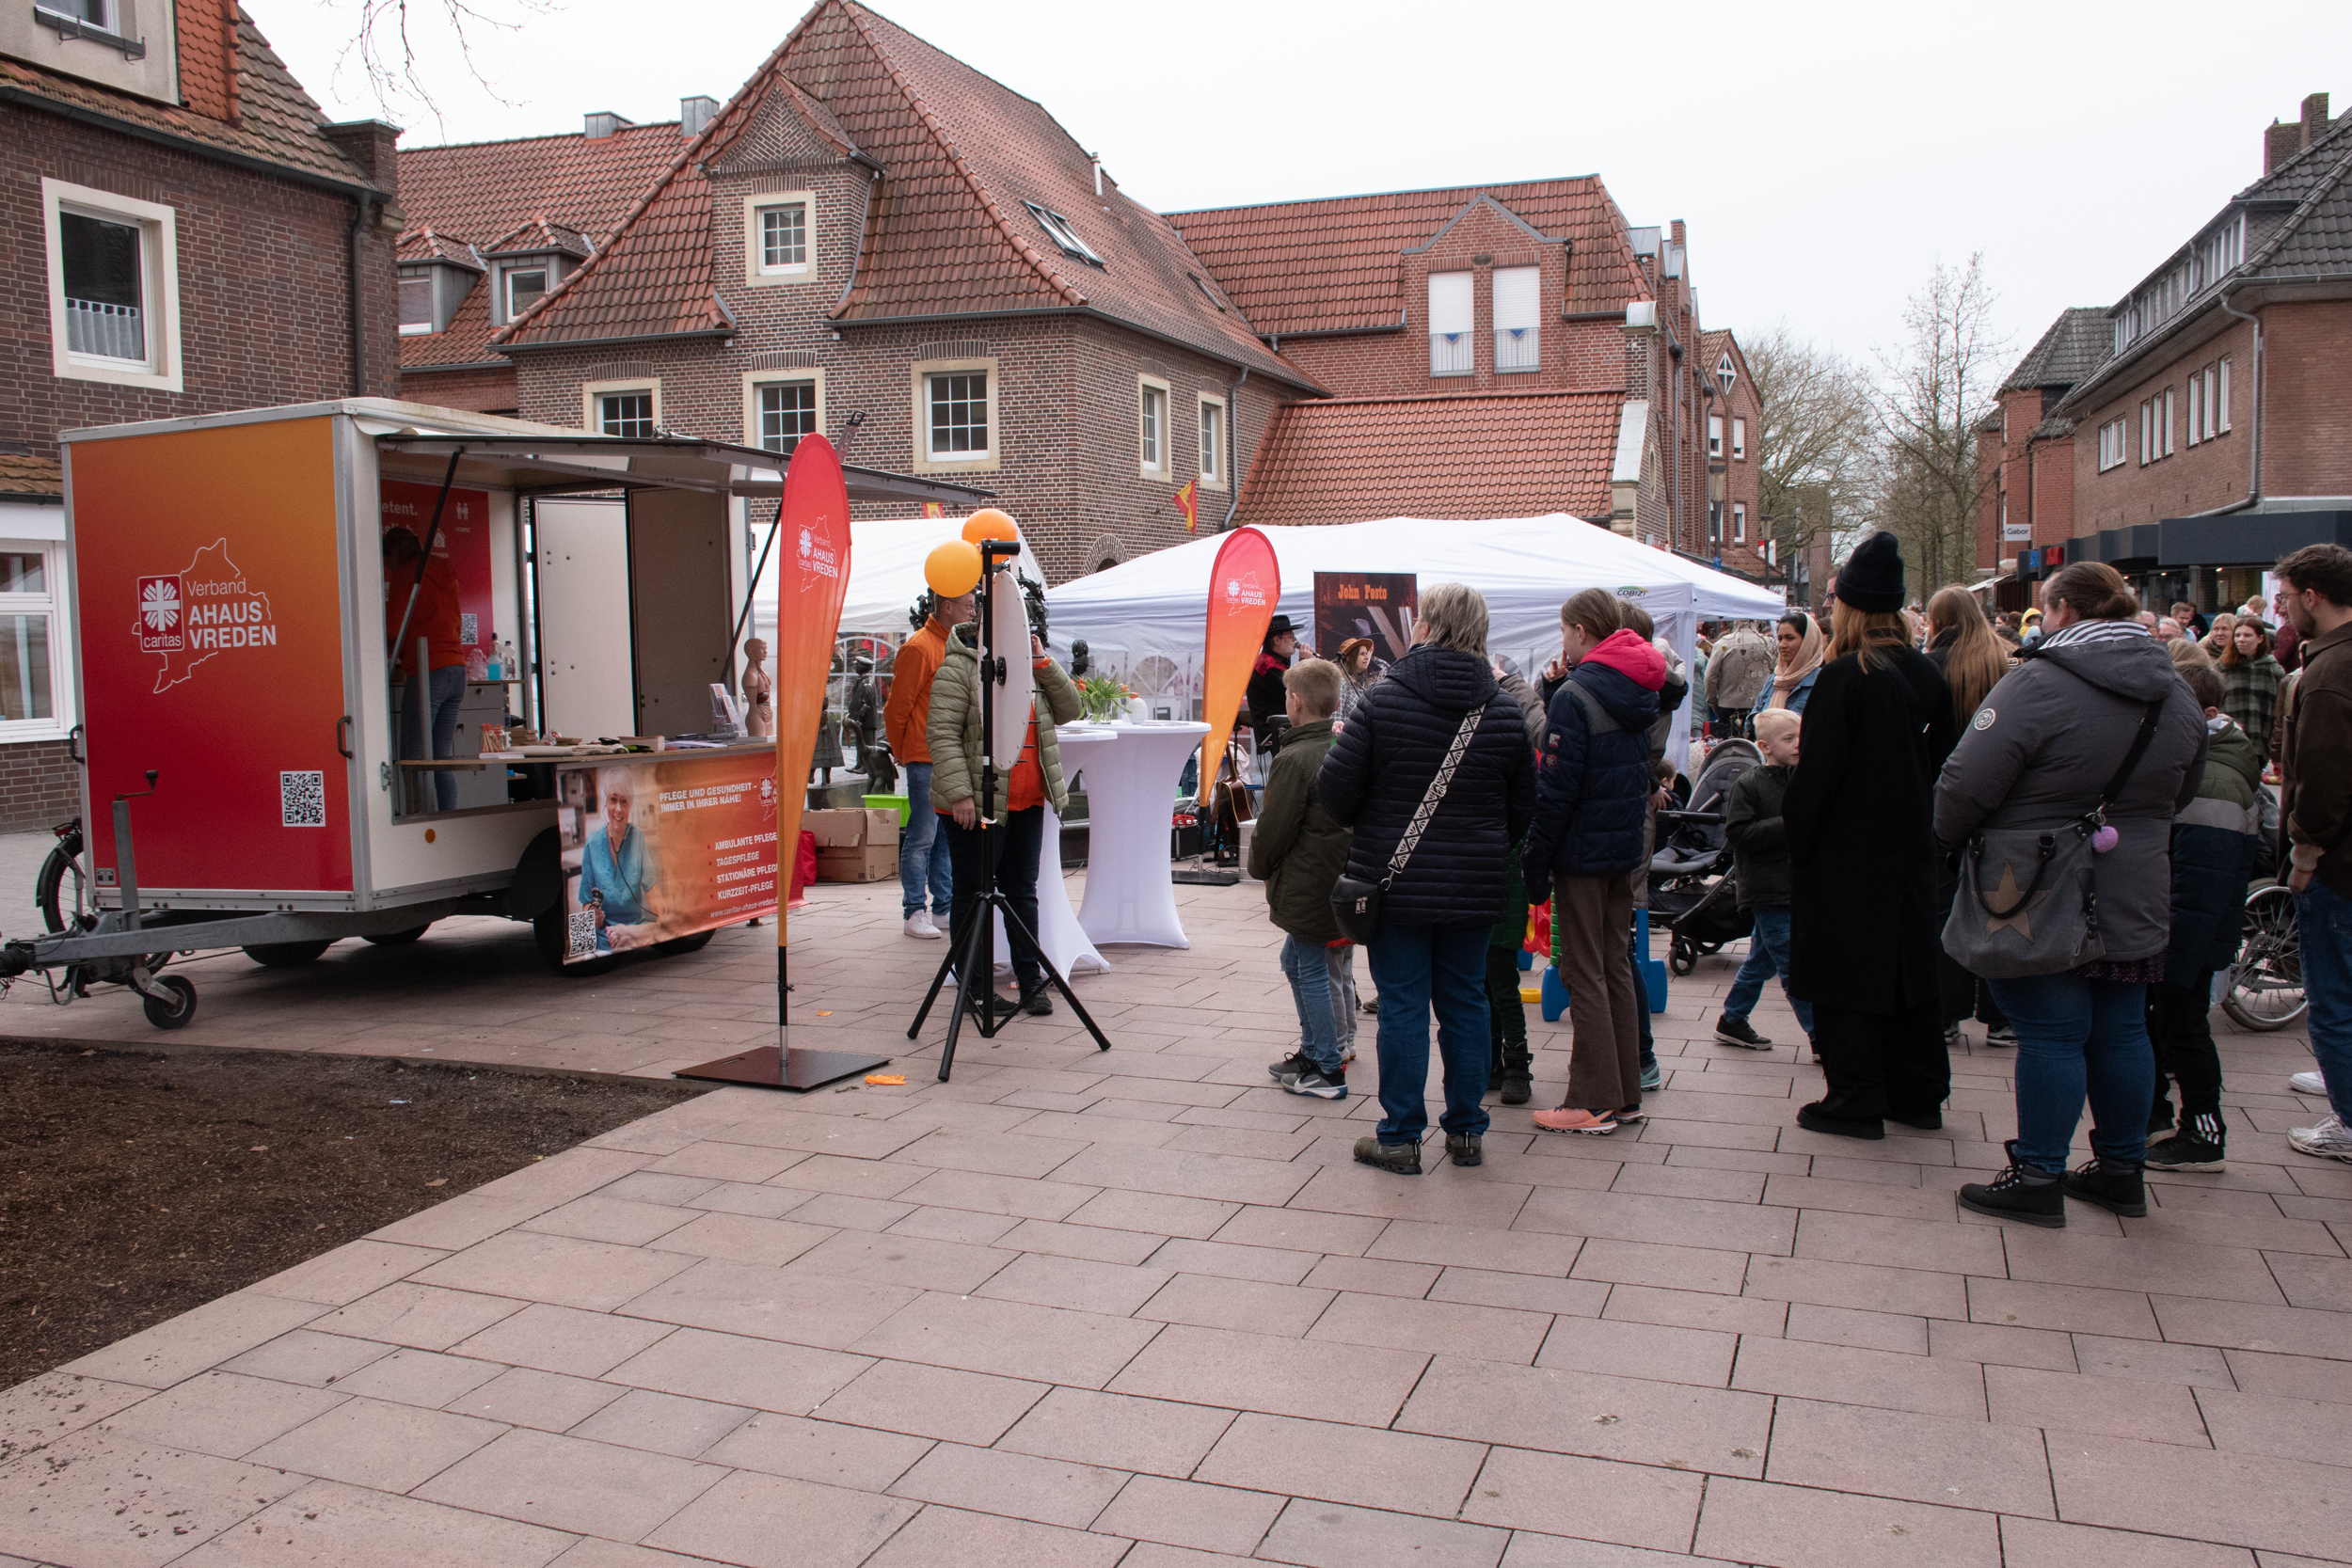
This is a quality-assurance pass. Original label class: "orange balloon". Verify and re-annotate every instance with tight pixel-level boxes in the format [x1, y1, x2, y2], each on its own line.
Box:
[924, 539, 983, 597]
[961, 508, 1020, 545]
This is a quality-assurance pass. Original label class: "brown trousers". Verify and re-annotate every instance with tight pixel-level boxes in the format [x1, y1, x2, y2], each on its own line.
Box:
[1555, 874, 1641, 1110]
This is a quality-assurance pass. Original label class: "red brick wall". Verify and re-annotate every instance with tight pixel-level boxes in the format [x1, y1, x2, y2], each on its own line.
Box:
[2069, 316, 2259, 532]
[2252, 299, 2352, 497]
[0, 739, 79, 833]
[403, 364, 518, 414]
[0, 106, 401, 470]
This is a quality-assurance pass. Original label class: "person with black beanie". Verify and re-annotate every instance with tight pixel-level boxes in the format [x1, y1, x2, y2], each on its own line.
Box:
[1782, 531, 1963, 1138]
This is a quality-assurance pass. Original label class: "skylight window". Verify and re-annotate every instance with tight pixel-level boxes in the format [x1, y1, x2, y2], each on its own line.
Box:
[1023, 200, 1103, 267]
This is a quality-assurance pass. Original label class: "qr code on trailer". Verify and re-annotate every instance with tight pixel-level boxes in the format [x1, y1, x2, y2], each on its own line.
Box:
[280, 770, 326, 828]
[566, 911, 597, 959]
[460, 612, 479, 645]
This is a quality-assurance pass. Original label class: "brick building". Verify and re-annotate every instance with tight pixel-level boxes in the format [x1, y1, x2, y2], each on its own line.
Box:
[2028, 92, 2352, 611]
[396, 1, 1316, 584]
[1972, 307, 2108, 604]
[1, 1, 399, 829]
[1170, 188, 1773, 579]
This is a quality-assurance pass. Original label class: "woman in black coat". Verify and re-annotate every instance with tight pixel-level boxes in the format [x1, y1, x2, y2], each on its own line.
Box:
[1319, 584, 1535, 1176]
[1783, 534, 1961, 1139]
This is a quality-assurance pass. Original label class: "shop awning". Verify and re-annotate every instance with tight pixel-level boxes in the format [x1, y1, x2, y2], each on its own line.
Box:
[2033, 509, 2352, 578]
[374, 434, 992, 509]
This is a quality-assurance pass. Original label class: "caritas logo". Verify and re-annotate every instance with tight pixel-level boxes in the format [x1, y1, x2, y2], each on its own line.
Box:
[134, 538, 278, 694]
[796, 516, 842, 590]
[1223, 572, 1268, 608]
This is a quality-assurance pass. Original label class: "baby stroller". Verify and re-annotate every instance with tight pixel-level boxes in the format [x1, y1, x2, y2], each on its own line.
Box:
[1648, 738, 1761, 975]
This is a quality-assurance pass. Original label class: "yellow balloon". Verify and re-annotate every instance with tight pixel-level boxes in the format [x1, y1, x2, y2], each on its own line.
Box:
[924, 539, 983, 597]
[961, 508, 1020, 545]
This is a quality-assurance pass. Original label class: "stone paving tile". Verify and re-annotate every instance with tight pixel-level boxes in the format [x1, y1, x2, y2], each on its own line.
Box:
[978, 1251, 1175, 1316]
[412, 1426, 723, 1540]
[994, 1387, 1236, 1478]
[0, 1428, 305, 1568]
[1601, 1282, 1786, 1337]
[1110, 1324, 1428, 1427]
[1194, 1412, 1487, 1519]
[246, 1395, 506, 1490]
[103, 1370, 347, 1459]
[2047, 1432, 2352, 1558]
[2152, 1294, 2352, 1356]
[887, 1440, 1128, 1528]
[446, 1302, 675, 1378]
[1308, 1291, 1551, 1363]
[1966, 1276, 2162, 1338]
[55, 1289, 327, 1389]
[215, 1329, 395, 1391]
[444, 1367, 627, 1431]
[1566, 1238, 1748, 1294]
[851, 1289, 1161, 1387]
[1785, 1302, 1929, 1354]
[565, 1387, 752, 1458]
[641, 1470, 919, 1568]
[1534, 1315, 1737, 1386]
[1457, 1445, 1704, 1554]
[1136, 1273, 1336, 1337]
[865, 1504, 1130, 1568]
[2223, 1347, 2352, 1404]
[2192, 1386, 2352, 1465]
[248, 1240, 450, 1307]
[0, 1371, 154, 1465]
[169, 1478, 575, 1568]
[1743, 1253, 1969, 1319]
[1693, 1477, 2003, 1568]
[1733, 1332, 1989, 1418]
[1396, 1355, 1771, 1476]
[1926, 1320, 2080, 1372]
[1089, 1473, 1285, 1556]
[1998, 1516, 2257, 1568]
[1256, 1496, 1509, 1568]
[605, 1324, 866, 1414]
[817, 1358, 1047, 1445]
[1766, 1397, 2055, 1514]
[700, 1410, 930, 1489]
[1988, 1363, 2212, 1444]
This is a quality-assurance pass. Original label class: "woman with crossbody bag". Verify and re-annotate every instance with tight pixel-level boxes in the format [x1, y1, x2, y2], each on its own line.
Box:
[1318, 585, 1535, 1175]
[1934, 562, 2208, 1227]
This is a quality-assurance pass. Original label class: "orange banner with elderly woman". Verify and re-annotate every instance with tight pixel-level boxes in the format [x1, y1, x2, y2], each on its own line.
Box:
[555, 750, 780, 961]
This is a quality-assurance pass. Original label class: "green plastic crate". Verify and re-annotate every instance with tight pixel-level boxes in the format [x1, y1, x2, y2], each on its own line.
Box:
[864, 794, 911, 828]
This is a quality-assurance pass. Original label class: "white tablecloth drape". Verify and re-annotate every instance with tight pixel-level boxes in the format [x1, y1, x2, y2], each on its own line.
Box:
[1064, 721, 1210, 949]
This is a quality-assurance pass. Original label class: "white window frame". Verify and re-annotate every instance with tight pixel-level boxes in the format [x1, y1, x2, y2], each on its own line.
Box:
[1732, 502, 1746, 544]
[910, 357, 999, 474]
[0, 527, 74, 741]
[741, 369, 826, 458]
[36, 0, 116, 25]
[581, 378, 661, 437]
[1137, 374, 1169, 480]
[1023, 201, 1104, 266]
[2217, 357, 2232, 434]
[43, 178, 181, 392]
[501, 263, 551, 325]
[1708, 416, 1724, 459]
[1731, 418, 1746, 461]
[2163, 387, 2175, 457]
[1197, 392, 1228, 491]
[742, 192, 816, 285]
[1492, 265, 1540, 373]
[2098, 416, 2127, 472]
[1427, 271, 1473, 376]
[2186, 373, 2201, 446]
[398, 268, 436, 337]
[1716, 353, 1736, 396]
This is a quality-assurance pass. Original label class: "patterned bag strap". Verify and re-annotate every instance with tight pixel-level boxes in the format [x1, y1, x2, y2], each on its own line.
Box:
[1384, 706, 1485, 886]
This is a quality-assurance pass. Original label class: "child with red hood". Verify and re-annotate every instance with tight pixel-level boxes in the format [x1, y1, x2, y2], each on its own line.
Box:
[1521, 590, 1666, 1133]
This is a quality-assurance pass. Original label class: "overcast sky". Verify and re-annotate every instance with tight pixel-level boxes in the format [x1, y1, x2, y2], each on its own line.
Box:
[258, 0, 2352, 378]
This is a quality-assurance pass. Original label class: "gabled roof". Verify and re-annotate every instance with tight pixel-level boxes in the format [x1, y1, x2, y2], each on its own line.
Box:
[0, 6, 379, 192]
[396, 118, 691, 257]
[397, 228, 484, 270]
[1235, 390, 1624, 528]
[485, 216, 592, 259]
[499, 2, 1314, 388]
[2001, 308, 2110, 393]
[1168, 179, 1648, 338]
[401, 274, 501, 372]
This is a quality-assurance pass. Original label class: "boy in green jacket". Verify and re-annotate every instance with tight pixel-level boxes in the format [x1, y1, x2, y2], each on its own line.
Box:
[1248, 658, 1354, 1099]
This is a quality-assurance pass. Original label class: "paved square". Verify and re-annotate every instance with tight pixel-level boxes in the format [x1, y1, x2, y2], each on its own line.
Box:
[3, 868, 2342, 1566]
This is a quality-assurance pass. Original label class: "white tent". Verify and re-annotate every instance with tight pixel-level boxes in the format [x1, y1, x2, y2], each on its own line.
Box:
[1047, 515, 1785, 770]
[750, 515, 1050, 649]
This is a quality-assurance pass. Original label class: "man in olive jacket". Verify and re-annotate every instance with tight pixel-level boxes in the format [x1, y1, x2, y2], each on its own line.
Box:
[1249, 658, 1354, 1098]
[928, 619, 1085, 1015]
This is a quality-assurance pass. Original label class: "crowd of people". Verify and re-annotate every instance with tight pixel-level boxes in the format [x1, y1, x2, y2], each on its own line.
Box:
[1238, 537, 2351, 1223]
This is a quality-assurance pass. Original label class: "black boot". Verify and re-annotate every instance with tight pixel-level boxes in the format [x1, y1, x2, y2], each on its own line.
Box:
[1497, 1041, 1533, 1107]
[1445, 1132, 1483, 1167]
[1959, 1141, 2065, 1227]
[2061, 1155, 2148, 1217]
[1353, 1135, 1422, 1175]
[2146, 1112, 2227, 1173]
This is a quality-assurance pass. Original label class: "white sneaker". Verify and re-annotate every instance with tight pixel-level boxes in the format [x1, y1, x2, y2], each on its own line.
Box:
[903, 912, 941, 940]
[2290, 1069, 2328, 1096]
[2287, 1115, 2352, 1163]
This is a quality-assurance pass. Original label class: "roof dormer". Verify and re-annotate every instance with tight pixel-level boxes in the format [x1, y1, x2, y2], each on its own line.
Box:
[395, 228, 485, 337]
[483, 216, 594, 327]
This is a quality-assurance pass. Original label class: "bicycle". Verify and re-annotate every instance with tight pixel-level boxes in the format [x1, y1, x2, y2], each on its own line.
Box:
[2222, 879, 2306, 1031]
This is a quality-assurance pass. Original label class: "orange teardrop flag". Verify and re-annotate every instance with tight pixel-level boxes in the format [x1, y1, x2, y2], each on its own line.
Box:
[1197, 527, 1279, 806]
[775, 434, 852, 972]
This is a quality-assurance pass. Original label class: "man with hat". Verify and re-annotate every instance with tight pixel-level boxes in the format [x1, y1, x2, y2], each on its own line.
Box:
[1248, 615, 1301, 753]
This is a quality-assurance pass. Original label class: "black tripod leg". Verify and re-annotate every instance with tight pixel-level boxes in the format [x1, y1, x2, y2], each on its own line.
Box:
[906, 929, 966, 1040]
[935, 906, 993, 1083]
[999, 905, 1113, 1053]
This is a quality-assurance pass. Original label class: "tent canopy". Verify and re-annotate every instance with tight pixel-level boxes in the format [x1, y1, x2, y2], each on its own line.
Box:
[751, 515, 1051, 647]
[1046, 515, 1785, 770]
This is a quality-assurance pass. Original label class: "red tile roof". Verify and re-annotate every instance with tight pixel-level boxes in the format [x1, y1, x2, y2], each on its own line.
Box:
[395, 118, 691, 258]
[401, 272, 502, 371]
[1169, 180, 1648, 337]
[0, 6, 377, 191]
[499, 2, 1314, 387]
[0, 452, 63, 499]
[1235, 390, 1625, 528]
[396, 227, 483, 269]
[485, 216, 592, 259]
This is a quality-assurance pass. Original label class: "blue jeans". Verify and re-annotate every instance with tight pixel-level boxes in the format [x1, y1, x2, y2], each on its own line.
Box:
[403, 663, 467, 812]
[1367, 920, 1491, 1143]
[2297, 879, 2352, 1123]
[1986, 972, 2154, 1172]
[1723, 906, 1815, 1035]
[1281, 934, 1344, 1078]
[898, 762, 953, 918]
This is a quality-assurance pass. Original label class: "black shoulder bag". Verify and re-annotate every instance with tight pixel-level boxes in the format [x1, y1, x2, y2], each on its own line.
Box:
[1330, 705, 1484, 944]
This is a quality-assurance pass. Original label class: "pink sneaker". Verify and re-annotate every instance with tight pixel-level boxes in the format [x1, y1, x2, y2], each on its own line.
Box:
[1532, 1107, 1618, 1135]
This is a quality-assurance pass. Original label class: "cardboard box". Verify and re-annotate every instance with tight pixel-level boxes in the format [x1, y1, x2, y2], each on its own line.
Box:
[805, 806, 901, 849]
[814, 844, 897, 883]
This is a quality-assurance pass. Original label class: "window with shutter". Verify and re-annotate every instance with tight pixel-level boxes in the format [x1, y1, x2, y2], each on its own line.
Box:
[1493, 266, 1539, 372]
[1428, 272, 1472, 376]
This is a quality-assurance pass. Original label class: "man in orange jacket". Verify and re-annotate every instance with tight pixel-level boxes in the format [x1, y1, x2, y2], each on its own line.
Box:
[884, 588, 974, 938]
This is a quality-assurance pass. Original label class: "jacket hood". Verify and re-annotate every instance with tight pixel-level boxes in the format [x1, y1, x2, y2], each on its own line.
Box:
[2026, 623, 2179, 703]
[1583, 629, 1667, 692]
[1571, 657, 1664, 731]
[945, 622, 979, 662]
[1386, 644, 1498, 716]
[2205, 720, 2263, 792]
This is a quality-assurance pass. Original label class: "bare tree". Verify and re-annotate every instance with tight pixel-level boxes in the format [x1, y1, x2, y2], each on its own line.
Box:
[1747, 325, 1874, 575]
[1869, 256, 2007, 598]
[332, 0, 555, 127]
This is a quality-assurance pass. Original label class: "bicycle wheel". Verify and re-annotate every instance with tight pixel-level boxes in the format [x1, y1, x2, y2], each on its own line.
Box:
[37, 834, 84, 934]
[2222, 883, 2306, 1031]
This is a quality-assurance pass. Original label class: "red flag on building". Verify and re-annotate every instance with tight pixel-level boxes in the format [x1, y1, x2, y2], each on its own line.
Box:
[921, 501, 946, 518]
[1171, 479, 1200, 533]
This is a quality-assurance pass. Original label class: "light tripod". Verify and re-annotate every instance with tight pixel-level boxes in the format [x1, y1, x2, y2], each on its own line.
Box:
[906, 538, 1113, 1081]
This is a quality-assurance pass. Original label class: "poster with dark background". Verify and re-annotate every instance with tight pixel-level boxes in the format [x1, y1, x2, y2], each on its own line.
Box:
[1313, 572, 1418, 674]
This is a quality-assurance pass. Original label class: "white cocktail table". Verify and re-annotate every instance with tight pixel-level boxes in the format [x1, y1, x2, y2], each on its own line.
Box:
[1064, 721, 1211, 949]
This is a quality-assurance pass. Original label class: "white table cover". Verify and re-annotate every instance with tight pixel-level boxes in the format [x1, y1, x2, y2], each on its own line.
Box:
[1064, 721, 1210, 949]
[993, 727, 1112, 977]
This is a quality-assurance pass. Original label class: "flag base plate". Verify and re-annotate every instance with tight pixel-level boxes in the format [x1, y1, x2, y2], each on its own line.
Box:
[673, 1046, 891, 1092]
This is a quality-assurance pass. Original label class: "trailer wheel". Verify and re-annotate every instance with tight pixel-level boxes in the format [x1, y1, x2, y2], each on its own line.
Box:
[364, 925, 433, 946]
[653, 929, 716, 957]
[244, 941, 333, 967]
[142, 975, 198, 1030]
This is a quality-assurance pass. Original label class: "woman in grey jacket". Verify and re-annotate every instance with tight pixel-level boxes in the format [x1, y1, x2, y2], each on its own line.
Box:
[1934, 562, 2208, 1227]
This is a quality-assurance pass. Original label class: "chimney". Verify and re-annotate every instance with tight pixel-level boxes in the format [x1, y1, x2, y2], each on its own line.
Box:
[2266, 119, 2302, 174]
[2303, 91, 2332, 145]
[583, 111, 630, 139]
[680, 96, 719, 138]
[323, 120, 403, 200]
